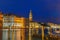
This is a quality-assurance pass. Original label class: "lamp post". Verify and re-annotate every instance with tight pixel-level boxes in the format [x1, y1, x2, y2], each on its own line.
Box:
[39, 22, 50, 40]
[41, 23, 50, 40]
[41, 24, 44, 40]
[38, 22, 44, 40]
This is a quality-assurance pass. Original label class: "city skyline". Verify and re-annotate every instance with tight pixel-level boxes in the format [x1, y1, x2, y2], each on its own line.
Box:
[0, 0, 60, 24]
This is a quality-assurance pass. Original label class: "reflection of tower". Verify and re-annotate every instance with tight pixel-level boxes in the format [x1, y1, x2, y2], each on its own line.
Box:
[29, 10, 32, 21]
[29, 10, 32, 40]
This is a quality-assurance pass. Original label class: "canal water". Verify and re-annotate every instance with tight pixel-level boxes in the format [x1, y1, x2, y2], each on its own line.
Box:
[2, 28, 58, 40]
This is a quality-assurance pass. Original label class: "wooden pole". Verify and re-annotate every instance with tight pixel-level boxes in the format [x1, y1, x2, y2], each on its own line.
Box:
[29, 27, 31, 40]
[42, 26, 44, 40]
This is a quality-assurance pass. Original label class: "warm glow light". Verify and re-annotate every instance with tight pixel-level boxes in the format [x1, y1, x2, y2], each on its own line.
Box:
[35, 26, 39, 28]
[14, 23, 22, 27]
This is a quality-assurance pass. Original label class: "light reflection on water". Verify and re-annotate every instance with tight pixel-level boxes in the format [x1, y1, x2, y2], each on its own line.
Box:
[2, 29, 56, 40]
[2, 29, 42, 40]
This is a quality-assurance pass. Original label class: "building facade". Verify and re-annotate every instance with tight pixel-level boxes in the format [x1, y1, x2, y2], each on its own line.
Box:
[0, 10, 42, 40]
[0, 12, 3, 40]
[2, 14, 25, 40]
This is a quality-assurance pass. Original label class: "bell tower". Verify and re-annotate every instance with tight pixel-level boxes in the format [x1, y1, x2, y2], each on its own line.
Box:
[29, 10, 32, 21]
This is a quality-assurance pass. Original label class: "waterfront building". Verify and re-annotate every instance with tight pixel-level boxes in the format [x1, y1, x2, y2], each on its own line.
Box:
[28, 10, 41, 40]
[14, 16, 25, 40]
[2, 14, 14, 40]
[0, 10, 59, 40]
[2, 14, 25, 40]
[0, 12, 3, 40]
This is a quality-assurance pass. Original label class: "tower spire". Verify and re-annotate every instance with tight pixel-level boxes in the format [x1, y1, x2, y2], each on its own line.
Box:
[29, 10, 32, 21]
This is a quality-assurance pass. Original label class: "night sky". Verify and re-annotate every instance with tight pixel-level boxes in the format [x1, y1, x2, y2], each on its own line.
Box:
[0, 0, 60, 24]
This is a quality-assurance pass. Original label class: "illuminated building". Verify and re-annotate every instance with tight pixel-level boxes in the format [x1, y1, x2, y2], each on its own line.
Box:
[2, 14, 14, 40]
[29, 10, 32, 21]
[29, 10, 33, 40]
[0, 10, 54, 40]
[0, 12, 3, 40]
[2, 14, 25, 40]
[0, 10, 41, 40]
[14, 16, 25, 40]
[28, 10, 41, 40]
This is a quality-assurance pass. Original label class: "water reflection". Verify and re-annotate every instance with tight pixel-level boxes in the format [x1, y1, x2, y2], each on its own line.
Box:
[2, 28, 60, 40]
[2, 29, 21, 40]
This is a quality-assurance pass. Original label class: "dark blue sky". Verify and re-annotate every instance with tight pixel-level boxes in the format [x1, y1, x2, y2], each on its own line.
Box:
[0, 0, 60, 24]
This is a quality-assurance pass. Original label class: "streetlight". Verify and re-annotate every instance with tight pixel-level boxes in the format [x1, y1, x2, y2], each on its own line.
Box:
[41, 23, 44, 40]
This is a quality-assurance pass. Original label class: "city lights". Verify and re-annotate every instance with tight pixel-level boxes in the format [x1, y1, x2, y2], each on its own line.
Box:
[0, 10, 60, 40]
